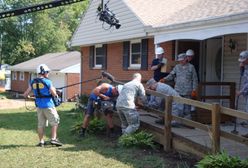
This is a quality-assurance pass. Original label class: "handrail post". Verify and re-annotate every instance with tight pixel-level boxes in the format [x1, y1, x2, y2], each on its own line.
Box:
[164, 95, 173, 151]
[212, 103, 220, 154]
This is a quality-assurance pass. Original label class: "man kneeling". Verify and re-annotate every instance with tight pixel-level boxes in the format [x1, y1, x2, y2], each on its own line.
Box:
[78, 83, 119, 139]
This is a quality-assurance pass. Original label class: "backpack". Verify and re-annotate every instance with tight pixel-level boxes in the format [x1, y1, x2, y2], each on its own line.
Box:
[31, 78, 62, 107]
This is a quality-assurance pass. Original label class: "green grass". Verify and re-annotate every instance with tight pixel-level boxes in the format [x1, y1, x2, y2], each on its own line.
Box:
[0, 102, 196, 168]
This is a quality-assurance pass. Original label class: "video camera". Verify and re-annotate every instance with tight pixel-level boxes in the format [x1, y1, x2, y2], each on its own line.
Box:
[97, 1, 121, 29]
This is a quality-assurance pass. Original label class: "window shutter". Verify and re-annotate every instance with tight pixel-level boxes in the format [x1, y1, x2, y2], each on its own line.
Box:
[89, 46, 94, 69]
[141, 39, 148, 70]
[123, 41, 130, 70]
[102, 44, 107, 70]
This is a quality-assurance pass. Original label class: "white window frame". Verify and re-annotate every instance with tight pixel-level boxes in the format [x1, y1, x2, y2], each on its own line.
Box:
[94, 44, 103, 69]
[12, 71, 17, 80]
[30, 72, 37, 80]
[129, 39, 141, 69]
[19, 72, 24, 81]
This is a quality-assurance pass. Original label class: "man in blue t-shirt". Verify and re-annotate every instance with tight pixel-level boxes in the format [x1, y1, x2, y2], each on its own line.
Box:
[23, 64, 62, 147]
[78, 83, 119, 139]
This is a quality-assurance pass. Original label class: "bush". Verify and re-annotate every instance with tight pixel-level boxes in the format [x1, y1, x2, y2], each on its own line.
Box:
[87, 118, 106, 134]
[118, 131, 155, 149]
[196, 151, 248, 168]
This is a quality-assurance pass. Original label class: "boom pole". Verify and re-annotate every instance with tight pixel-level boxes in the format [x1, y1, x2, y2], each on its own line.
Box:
[0, 0, 86, 19]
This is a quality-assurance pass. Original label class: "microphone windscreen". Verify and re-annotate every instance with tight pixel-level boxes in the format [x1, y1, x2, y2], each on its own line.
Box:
[101, 71, 115, 82]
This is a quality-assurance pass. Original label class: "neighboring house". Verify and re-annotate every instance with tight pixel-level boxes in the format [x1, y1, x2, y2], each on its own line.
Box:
[10, 51, 81, 101]
[0, 64, 11, 91]
[71, 0, 248, 110]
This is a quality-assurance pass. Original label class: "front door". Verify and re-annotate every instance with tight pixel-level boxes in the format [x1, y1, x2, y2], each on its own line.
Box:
[205, 38, 222, 102]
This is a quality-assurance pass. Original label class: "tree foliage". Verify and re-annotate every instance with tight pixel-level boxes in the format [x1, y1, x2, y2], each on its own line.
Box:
[0, 0, 89, 65]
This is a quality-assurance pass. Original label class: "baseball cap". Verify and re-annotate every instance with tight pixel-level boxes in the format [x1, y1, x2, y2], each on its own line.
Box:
[238, 50, 248, 62]
[177, 53, 186, 61]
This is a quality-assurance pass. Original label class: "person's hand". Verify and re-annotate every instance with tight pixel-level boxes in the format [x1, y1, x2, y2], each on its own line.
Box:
[159, 78, 166, 83]
[191, 90, 197, 98]
[158, 62, 164, 67]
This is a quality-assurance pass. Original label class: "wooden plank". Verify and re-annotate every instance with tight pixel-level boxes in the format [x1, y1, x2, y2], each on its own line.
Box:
[220, 130, 248, 146]
[172, 116, 209, 131]
[200, 96, 231, 99]
[164, 96, 172, 151]
[221, 106, 248, 120]
[212, 103, 221, 154]
[173, 96, 212, 110]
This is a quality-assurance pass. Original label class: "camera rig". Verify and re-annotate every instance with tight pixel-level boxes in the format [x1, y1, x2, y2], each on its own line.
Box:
[97, 0, 121, 29]
[0, 0, 121, 30]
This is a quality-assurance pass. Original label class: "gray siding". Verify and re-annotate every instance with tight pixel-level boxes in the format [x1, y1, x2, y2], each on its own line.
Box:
[71, 0, 147, 47]
[222, 34, 247, 110]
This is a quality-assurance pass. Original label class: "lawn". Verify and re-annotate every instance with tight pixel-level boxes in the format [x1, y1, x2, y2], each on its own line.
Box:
[0, 102, 197, 168]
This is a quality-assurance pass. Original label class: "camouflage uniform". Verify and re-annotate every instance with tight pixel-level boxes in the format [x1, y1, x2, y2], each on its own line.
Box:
[147, 82, 185, 118]
[164, 63, 198, 119]
[116, 80, 146, 134]
[240, 65, 248, 112]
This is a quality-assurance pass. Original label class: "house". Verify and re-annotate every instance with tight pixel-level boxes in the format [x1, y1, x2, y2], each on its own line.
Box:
[0, 64, 11, 92]
[70, 0, 248, 110]
[10, 51, 81, 101]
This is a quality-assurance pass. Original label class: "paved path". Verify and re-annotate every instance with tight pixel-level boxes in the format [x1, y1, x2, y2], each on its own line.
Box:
[0, 99, 33, 109]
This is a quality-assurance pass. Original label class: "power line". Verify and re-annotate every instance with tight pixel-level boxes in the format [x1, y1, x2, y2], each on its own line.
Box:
[0, 0, 86, 19]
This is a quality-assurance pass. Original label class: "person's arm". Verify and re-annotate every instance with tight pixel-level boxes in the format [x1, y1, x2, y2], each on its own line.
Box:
[93, 83, 110, 100]
[23, 85, 32, 98]
[151, 59, 162, 71]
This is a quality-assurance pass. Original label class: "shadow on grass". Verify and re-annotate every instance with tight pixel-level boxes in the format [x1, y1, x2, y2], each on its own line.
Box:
[0, 144, 35, 149]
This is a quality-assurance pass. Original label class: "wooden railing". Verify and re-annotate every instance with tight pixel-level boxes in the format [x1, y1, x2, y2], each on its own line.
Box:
[146, 88, 248, 154]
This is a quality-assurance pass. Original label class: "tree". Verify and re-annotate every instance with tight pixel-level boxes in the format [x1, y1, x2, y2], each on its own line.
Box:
[0, 0, 89, 65]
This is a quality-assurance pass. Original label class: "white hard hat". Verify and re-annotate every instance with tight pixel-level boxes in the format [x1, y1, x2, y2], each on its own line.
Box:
[239, 50, 248, 62]
[155, 47, 164, 55]
[37, 64, 50, 74]
[186, 49, 194, 56]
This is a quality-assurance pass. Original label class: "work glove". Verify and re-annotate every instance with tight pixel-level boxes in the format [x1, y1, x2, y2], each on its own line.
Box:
[191, 90, 197, 98]
[159, 78, 166, 83]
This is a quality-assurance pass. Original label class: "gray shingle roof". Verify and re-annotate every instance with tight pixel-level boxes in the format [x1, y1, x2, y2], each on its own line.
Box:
[125, 0, 248, 27]
[10, 51, 81, 72]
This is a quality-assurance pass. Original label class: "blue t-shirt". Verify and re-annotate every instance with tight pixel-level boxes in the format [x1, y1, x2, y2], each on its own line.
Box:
[31, 78, 55, 108]
[89, 85, 113, 101]
[151, 58, 169, 81]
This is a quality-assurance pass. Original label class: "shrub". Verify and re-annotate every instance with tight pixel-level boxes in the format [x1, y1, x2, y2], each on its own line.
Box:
[87, 118, 106, 135]
[196, 151, 248, 168]
[118, 131, 155, 149]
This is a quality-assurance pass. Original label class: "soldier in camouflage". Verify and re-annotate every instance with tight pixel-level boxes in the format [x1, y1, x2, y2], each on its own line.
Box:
[160, 53, 198, 119]
[237, 50, 248, 138]
[116, 73, 147, 135]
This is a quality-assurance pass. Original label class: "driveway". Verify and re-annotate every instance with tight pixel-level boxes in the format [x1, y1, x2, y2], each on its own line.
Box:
[0, 99, 33, 109]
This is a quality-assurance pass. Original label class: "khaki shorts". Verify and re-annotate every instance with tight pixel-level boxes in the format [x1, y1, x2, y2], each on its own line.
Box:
[37, 107, 60, 128]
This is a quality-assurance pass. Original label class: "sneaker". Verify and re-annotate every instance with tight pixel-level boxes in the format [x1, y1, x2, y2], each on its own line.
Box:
[242, 133, 248, 138]
[155, 118, 164, 125]
[50, 139, 63, 146]
[36, 142, 44, 147]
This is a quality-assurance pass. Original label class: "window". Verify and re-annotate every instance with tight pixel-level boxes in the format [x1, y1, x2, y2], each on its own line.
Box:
[12, 71, 17, 80]
[95, 44, 104, 68]
[30, 73, 37, 80]
[89, 44, 107, 70]
[19, 72, 24, 81]
[123, 39, 148, 70]
[129, 39, 141, 68]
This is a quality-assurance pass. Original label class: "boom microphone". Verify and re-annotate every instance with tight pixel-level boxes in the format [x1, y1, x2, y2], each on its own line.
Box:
[101, 71, 115, 82]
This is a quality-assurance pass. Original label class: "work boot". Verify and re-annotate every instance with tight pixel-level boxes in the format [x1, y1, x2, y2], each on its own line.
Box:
[78, 127, 86, 139]
[50, 139, 63, 147]
[155, 118, 164, 125]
